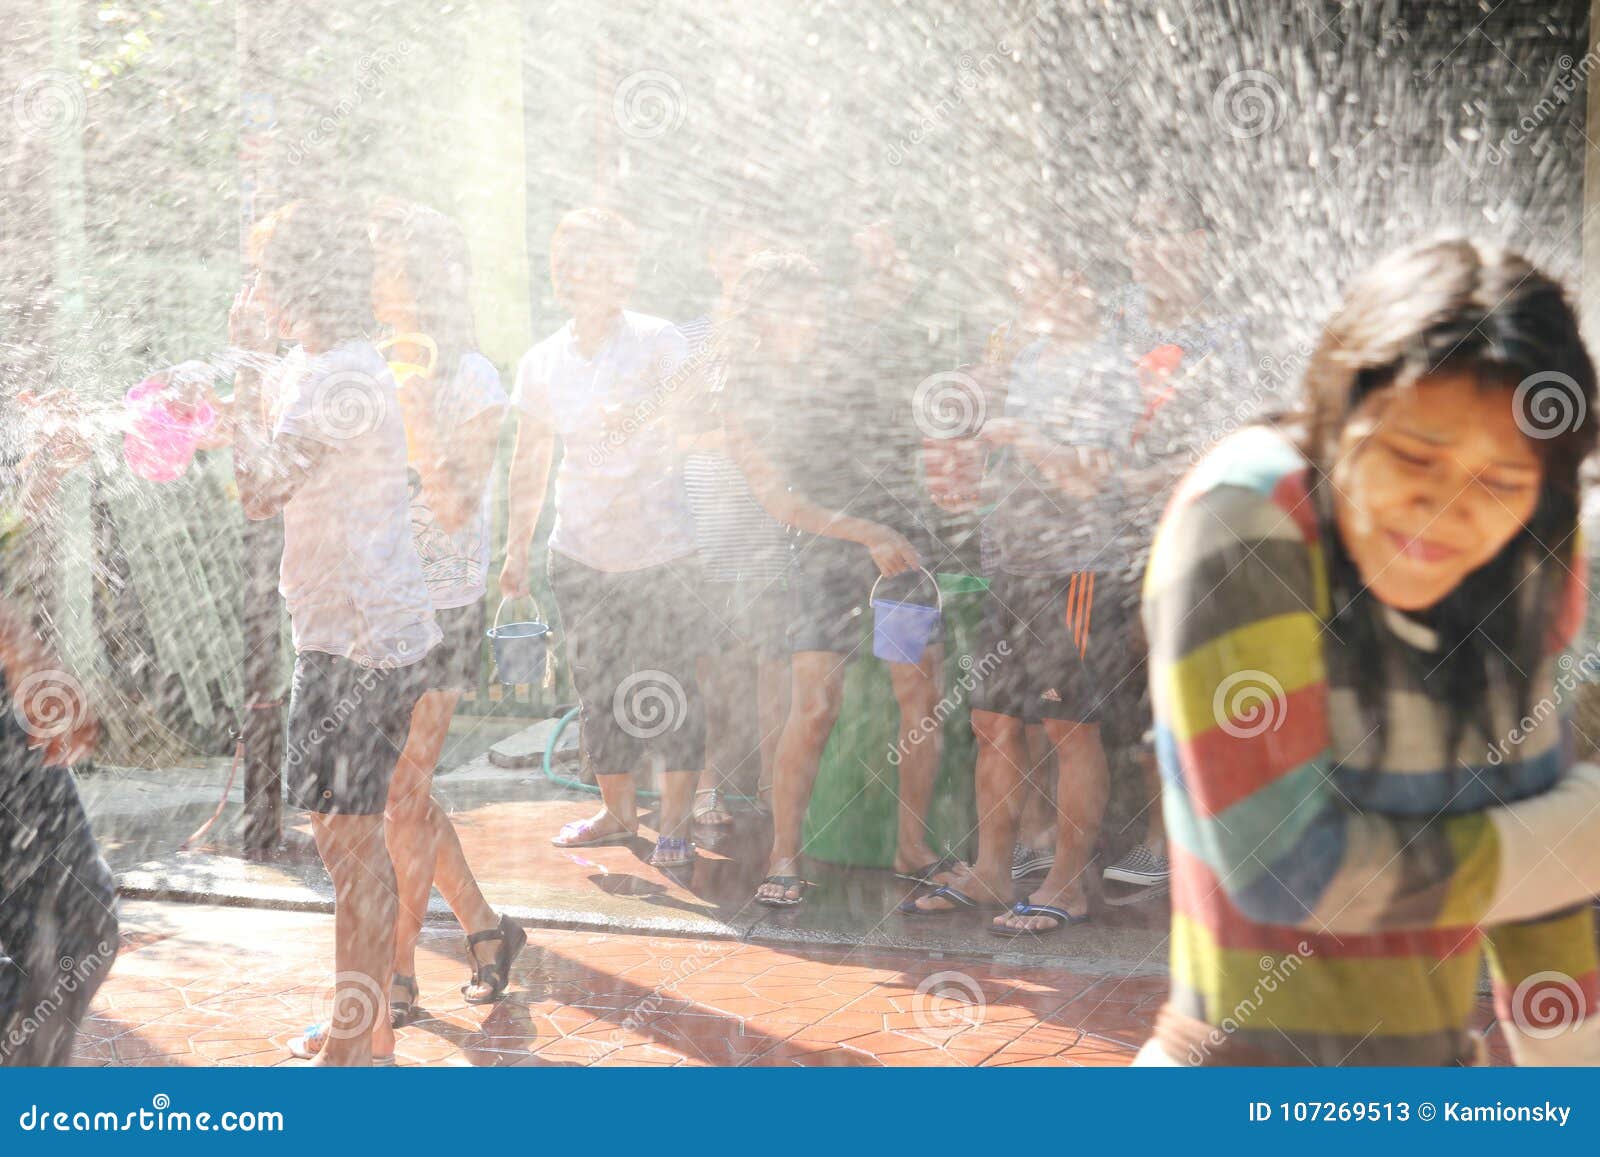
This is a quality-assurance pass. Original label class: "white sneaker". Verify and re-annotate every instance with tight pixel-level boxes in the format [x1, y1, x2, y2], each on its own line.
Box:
[1011, 843, 1055, 879]
[1102, 844, 1169, 887]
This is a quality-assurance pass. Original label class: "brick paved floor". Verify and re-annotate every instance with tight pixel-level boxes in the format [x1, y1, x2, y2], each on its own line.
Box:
[73, 901, 1510, 1067]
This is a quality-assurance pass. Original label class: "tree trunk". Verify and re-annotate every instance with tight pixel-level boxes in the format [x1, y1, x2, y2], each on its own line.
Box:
[235, 0, 283, 857]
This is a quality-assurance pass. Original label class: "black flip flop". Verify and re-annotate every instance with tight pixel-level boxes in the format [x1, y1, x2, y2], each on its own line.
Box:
[389, 973, 421, 1028]
[462, 914, 528, 1004]
[892, 854, 963, 886]
[755, 875, 810, 907]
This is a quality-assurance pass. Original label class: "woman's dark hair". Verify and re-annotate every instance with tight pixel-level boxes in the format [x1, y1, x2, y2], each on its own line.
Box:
[1299, 238, 1597, 751]
[253, 199, 375, 343]
[369, 198, 479, 377]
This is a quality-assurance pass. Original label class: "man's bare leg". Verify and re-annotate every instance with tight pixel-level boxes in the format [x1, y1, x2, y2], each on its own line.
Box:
[993, 718, 1108, 933]
[380, 690, 497, 1055]
[888, 645, 949, 878]
[906, 706, 1024, 912]
[755, 654, 791, 811]
[1019, 724, 1057, 856]
[308, 812, 396, 1066]
[693, 649, 742, 825]
[756, 651, 845, 903]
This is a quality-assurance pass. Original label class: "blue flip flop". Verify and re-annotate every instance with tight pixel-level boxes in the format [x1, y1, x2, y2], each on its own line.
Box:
[989, 900, 1090, 937]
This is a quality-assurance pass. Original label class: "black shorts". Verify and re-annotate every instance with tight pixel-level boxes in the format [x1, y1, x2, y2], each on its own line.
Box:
[788, 530, 938, 657]
[283, 651, 426, 815]
[420, 602, 485, 694]
[704, 578, 793, 659]
[969, 570, 1149, 742]
[547, 552, 707, 775]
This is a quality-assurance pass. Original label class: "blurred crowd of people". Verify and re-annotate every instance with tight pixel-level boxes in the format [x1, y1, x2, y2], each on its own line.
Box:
[16, 183, 1600, 1069]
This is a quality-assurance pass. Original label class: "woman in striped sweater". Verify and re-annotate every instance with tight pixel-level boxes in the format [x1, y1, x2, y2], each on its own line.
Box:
[1139, 239, 1600, 1066]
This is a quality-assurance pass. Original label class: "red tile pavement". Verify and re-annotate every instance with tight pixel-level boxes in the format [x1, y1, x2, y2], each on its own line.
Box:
[76, 901, 1509, 1067]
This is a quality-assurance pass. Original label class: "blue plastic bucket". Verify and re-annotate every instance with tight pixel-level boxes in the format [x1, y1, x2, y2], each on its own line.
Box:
[870, 568, 943, 665]
[487, 597, 553, 685]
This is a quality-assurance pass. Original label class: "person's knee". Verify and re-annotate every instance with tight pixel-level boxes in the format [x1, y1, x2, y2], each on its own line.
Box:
[316, 813, 388, 873]
[792, 684, 843, 733]
[384, 782, 433, 828]
[1050, 719, 1103, 756]
[971, 709, 1024, 749]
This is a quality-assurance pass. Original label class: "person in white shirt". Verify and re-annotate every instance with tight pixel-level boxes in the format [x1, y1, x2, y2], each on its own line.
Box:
[229, 201, 438, 1066]
[500, 208, 706, 868]
[366, 199, 521, 1044]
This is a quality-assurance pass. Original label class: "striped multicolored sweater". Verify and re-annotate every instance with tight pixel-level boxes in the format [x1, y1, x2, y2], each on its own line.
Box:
[1143, 425, 1598, 1065]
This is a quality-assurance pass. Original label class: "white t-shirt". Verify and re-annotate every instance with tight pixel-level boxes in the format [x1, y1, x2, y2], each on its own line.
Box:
[271, 342, 440, 667]
[511, 311, 696, 573]
[407, 351, 508, 609]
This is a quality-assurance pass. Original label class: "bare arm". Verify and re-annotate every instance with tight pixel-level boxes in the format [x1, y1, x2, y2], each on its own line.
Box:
[0, 591, 97, 767]
[410, 402, 506, 536]
[724, 415, 919, 576]
[498, 408, 556, 599]
[230, 364, 327, 521]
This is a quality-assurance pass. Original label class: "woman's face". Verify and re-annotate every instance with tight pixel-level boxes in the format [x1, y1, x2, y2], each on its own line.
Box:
[559, 246, 633, 317]
[1332, 370, 1544, 612]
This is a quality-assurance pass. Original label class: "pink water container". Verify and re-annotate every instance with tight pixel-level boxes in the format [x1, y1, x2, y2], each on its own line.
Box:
[122, 374, 218, 482]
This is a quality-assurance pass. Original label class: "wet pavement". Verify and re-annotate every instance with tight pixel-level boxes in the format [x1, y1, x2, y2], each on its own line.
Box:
[79, 900, 1510, 1067]
[82, 899, 1153, 1067]
[73, 717, 1511, 1066]
[85, 717, 1174, 970]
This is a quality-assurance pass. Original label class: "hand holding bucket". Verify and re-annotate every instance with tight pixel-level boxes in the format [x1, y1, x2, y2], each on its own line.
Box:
[487, 596, 554, 686]
[869, 567, 943, 665]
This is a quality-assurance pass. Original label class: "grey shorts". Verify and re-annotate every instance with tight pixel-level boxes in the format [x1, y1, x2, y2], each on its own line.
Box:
[547, 552, 707, 775]
[283, 651, 425, 815]
[420, 602, 485, 694]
